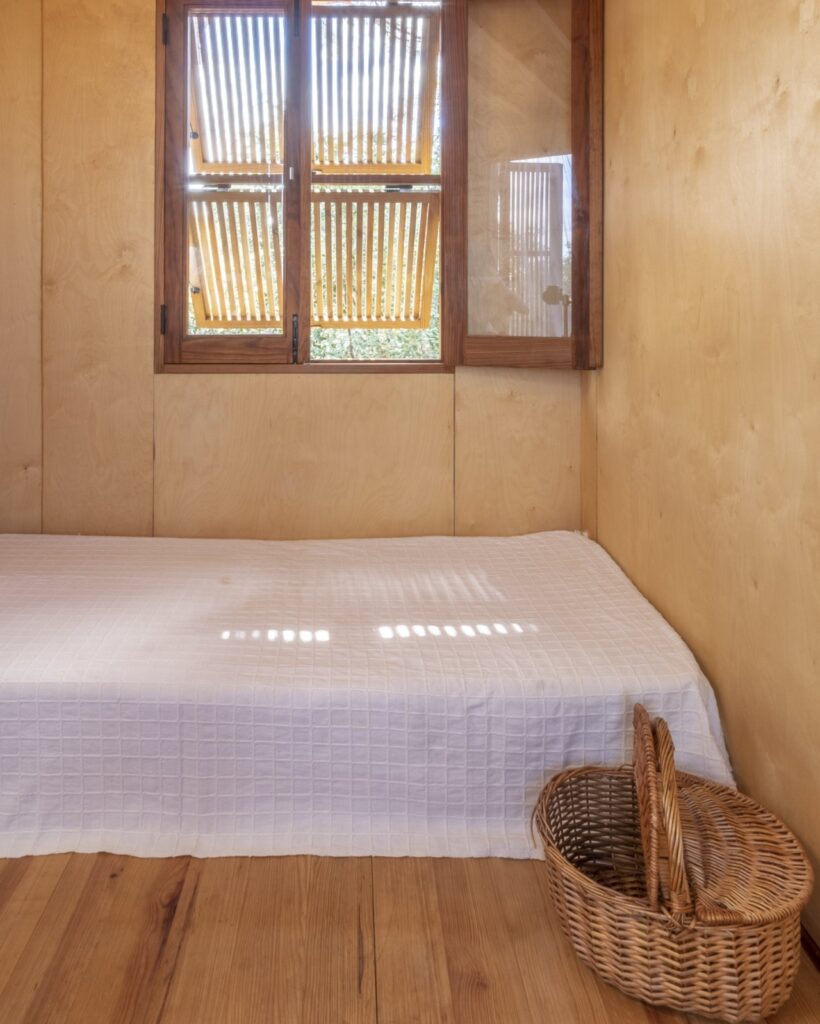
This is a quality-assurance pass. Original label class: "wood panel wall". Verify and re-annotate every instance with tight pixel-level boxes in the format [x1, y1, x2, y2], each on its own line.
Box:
[155, 374, 456, 540]
[154, 368, 580, 540]
[42, 0, 156, 536]
[595, 0, 820, 936]
[455, 368, 580, 536]
[0, 0, 580, 543]
[0, 1, 42, 533]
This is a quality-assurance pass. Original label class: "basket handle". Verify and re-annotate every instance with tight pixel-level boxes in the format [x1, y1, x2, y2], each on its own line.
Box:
[632, 705, 660, 912]
[653, 718, 694, 918]
[633, 705, 693, 918]
[656, 721, 750, 926]
[635, 707, 751, 924]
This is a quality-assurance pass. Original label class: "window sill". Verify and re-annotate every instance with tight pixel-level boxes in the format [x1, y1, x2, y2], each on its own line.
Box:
[157, 360, 455, 375]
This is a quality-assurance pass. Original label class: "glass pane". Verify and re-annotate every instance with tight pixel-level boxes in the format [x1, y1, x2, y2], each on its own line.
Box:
[188, 13, 286, 175]
[468, 0, 572, 338]
[186, 191, 284, 334]
[309, 2, 442, 361]
[186, 13, 285, 336]
[310, 6, 441, 174]
[309, 185, 440, 360]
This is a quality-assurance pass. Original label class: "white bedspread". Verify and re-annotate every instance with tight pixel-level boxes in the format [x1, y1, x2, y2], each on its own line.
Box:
[0, 531, 733, 859]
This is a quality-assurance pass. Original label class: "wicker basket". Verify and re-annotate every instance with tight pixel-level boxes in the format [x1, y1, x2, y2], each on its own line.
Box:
[532, 705, 814, 1022]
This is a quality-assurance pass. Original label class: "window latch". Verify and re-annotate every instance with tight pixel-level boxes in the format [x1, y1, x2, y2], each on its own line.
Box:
[291, 314, 299, 363]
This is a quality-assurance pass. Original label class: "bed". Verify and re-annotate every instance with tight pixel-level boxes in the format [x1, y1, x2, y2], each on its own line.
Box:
[0, 531, 733, 859]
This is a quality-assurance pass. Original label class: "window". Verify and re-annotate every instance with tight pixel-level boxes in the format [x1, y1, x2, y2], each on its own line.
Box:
[464, 0, 602, 369]
[157, 0, 601, 371]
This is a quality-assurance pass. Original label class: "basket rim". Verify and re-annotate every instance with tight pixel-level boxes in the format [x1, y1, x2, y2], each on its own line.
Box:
[532, 765, 814, 928]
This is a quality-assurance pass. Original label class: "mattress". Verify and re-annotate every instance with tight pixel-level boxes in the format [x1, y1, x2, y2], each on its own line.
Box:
[0, 531, 733, 859]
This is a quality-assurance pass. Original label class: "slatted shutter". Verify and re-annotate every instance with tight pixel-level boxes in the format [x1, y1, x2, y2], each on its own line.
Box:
[186, 13, 287, 333]
[311, 192, 440, 328]
[189, 14, 287, 175]
[162, 0, 464, 367]
[188, 194, 285, 329]
[309, 4, 441, 332]
[310, 7, 441, 173]
[498, 162, 567, 338]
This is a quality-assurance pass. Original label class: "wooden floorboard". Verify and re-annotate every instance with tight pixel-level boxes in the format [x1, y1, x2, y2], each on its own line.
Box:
[151, 856, 376, 1024]
[0, 854, 817, 1024]
[0, 853, 188, 1024]
[373, 858, 454, 1024]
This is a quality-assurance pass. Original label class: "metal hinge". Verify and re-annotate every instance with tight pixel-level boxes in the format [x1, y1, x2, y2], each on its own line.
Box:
[160, 304, 168, 335]
[294, 0, 300, 37]
[162, 12, 169, 45]
[291, 314, 299, 363]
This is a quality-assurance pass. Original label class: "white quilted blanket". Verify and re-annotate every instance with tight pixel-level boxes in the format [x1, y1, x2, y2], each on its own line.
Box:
[0, 531, 733, 858]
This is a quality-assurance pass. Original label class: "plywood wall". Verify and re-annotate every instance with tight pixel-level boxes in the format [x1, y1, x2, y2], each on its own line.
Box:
[0, 1, 42, 533]
[455, 368, 580, 536]
[0, 0, 580, 542]
[596, 0, 820, 934]
[155, 374, 456, 540]
[41, 0, 156, 536]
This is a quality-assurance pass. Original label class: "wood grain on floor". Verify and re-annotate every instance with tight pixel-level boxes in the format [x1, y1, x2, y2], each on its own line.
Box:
[0, 855, 817, 1024]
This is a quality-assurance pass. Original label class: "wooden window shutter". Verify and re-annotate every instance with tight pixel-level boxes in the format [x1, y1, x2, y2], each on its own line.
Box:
[185, 14, 288, 336]
[310, 192, 440, 328]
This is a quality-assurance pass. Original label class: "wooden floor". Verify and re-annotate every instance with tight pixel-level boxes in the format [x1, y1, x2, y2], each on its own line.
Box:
[0, 855, 817, 1023]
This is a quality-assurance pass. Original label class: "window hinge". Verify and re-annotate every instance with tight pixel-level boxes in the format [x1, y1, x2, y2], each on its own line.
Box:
[162, 12, 168, 45]
[160, 304, 168, 335]
[291, 314, 299, 363]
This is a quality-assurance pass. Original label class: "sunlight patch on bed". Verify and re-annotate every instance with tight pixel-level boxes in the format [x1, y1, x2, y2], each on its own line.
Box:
[376, 621, 537, 640]
[220, 627, 331, 643]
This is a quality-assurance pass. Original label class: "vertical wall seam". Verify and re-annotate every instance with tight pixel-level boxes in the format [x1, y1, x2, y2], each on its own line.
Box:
[452, 369, 457, 536]
[151, 2, 159, 539]
[40, 0, 45, 535]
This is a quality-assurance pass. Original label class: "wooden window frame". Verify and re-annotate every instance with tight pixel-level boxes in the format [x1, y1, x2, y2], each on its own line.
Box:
[462, 0, 603, 371]
[155, 0, 601, 374]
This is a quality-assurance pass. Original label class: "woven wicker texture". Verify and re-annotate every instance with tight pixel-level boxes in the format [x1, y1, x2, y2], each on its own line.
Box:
[533, 705, 814, 1022]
